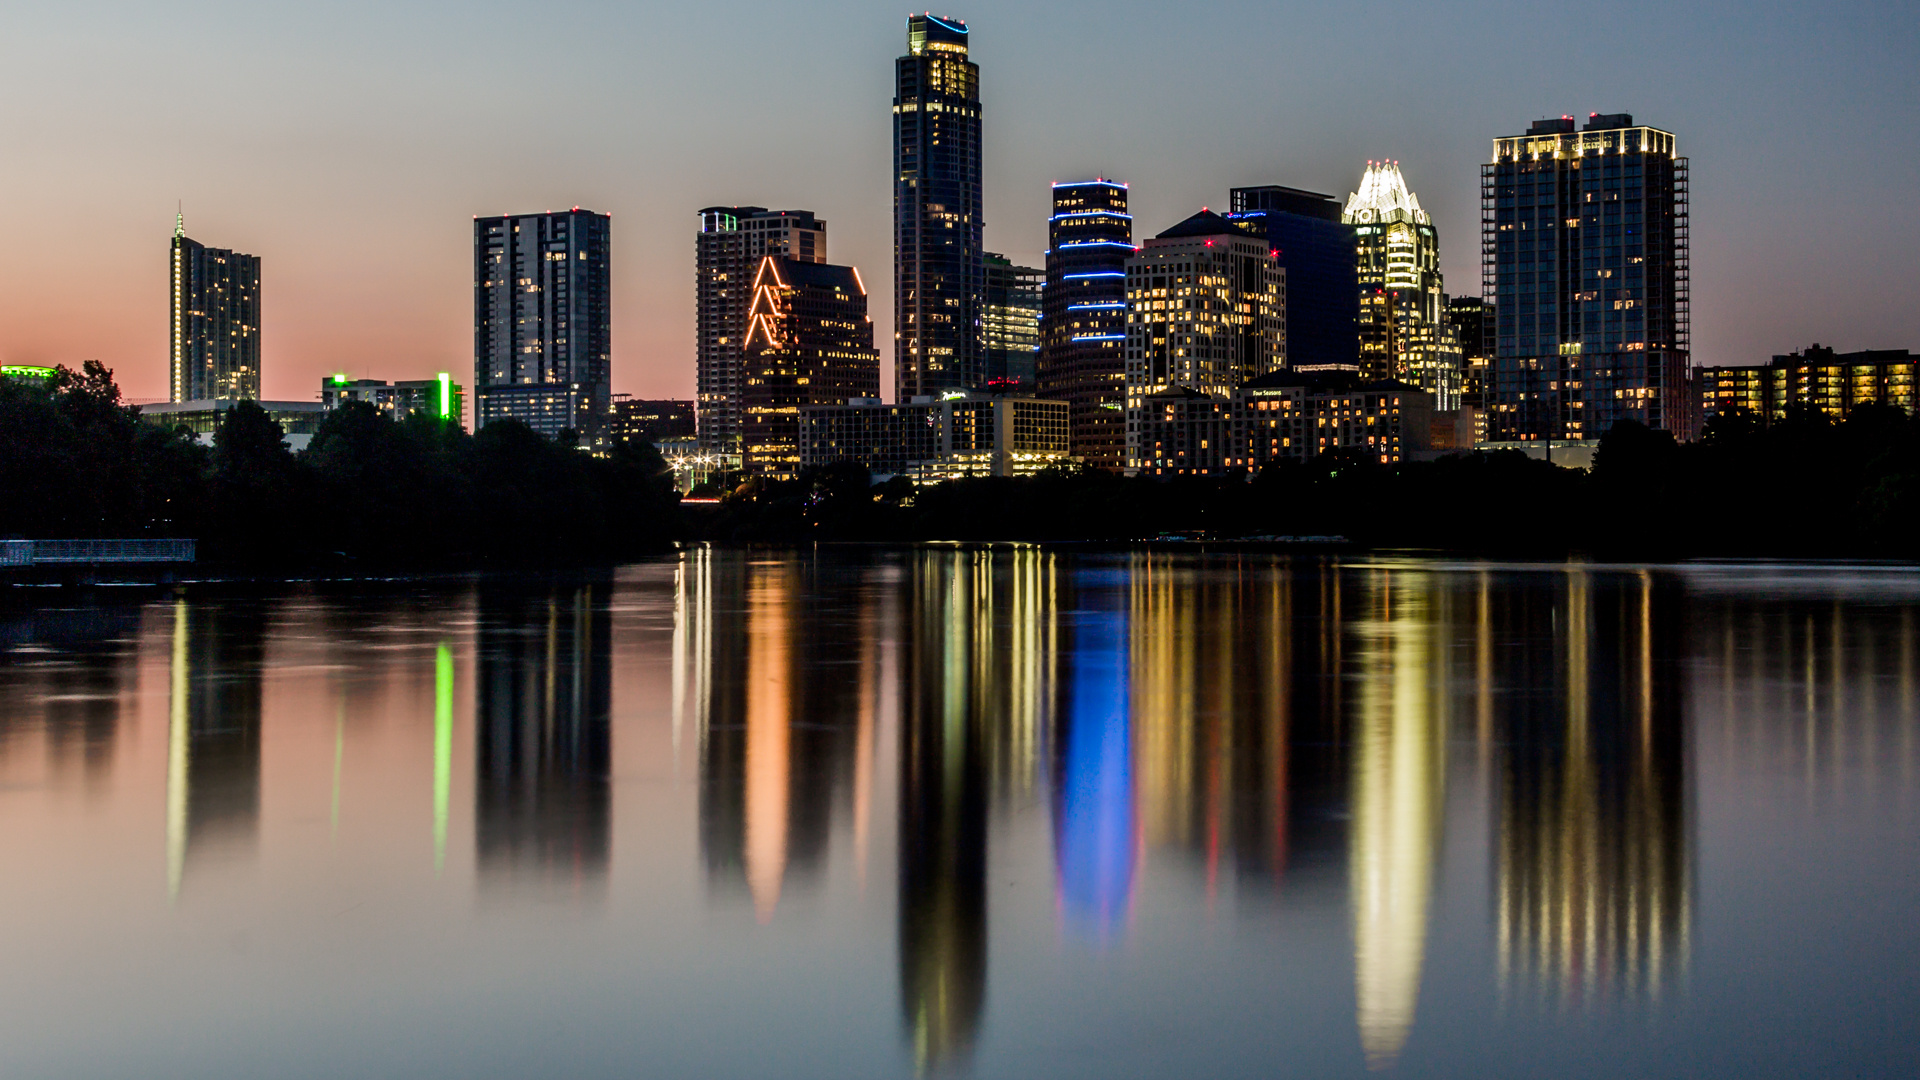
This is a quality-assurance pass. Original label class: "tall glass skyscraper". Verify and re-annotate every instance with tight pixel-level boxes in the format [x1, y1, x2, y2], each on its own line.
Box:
[169, 215, 261, 403]
[1227, 185, 1358, 372]
[893, 14, 984, 400]
[983, 253, 1041, 391]
[1485, 114, 1691, 442]
[696, 207, 827, 454]
[473, 209, 611, 441]
[1038, 180, 1132, 470]
[1342, 162, 1462, 410]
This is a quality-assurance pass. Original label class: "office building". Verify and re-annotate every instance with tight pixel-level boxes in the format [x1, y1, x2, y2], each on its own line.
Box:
[1485, 114, 1691, 442]
[983, 253, 1042, 390]
[609, 397, 696, 449]
[321, 375, 464, 425]
[1446, 296, 1494, 442]
[1698, 344, 1918, 425]
[1123, 210, 1285, 472]
[169, 215, 261, 403]
[1038, 179, 1132, 470]
[894, 14, 985, 399]
[799, 393, 1069, 481]
[139, 399, 326, 452]
[1133, 369, 1433, 476]
[1228, 185, 1359, 370]
[741, 256, 879, 479]
[1342, 162, 1462, 409]
[473, 209, 611, 441]
[696, 207, 827, 453]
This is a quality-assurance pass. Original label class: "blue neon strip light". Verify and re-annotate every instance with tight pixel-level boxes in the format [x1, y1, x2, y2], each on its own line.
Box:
[1049, 210, 1134, 221]
[1059, 240, 1135, 249]
[1072, 334, 1128, 342]
[1052, 180, 1127, 189]
[1068, 303, 1125, 311]
[1065, 272, 1125, 279]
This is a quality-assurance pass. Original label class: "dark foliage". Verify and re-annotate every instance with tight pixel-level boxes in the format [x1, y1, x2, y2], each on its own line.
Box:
[0, 365, 679, 569]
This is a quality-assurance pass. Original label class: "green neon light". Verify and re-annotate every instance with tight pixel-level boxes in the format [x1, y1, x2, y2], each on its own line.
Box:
[437, 372, 451, 419]
[332, 373, 348, 385]
[434, 642, 453, 872]
[1, 365, 56, 379]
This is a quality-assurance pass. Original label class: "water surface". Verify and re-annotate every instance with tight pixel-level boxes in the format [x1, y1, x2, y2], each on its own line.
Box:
[1, 550, 1916, 1078]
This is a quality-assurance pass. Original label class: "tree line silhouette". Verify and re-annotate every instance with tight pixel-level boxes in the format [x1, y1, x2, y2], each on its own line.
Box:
[7, 362, 1920, 564]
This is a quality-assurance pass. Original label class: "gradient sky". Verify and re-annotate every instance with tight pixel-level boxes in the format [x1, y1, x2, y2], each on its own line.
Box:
[1, 0, 1915, 404]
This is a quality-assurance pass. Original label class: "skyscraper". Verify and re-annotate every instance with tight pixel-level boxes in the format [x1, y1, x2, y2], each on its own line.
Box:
[473, 209, 611, 441]
[982, 253, 1041, 390]
[1123, 211, 1285, 472]
[741, 255, 879, 478]
[1039, 179, 1132, 470]
[1485, 114, 1691, 442]
[1342, 163, 1462, 410]
[894, 14, 984, 399]
[169, 215, 261, 403]
[696, 207, 827, 454]
[1227, 185, 1359, 371]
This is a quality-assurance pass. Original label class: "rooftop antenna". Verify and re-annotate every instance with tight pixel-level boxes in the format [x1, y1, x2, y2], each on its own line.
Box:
[174, 201, 184, 239]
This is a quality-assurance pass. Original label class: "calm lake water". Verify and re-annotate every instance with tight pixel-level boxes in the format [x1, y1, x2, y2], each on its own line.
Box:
[2, 549, 1917, 1079]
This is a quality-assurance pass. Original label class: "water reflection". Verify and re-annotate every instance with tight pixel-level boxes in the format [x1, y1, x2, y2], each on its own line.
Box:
[166, 598, 267, 895]
[474, 580, 612, 897]
[1492, 571, 1690, 1010]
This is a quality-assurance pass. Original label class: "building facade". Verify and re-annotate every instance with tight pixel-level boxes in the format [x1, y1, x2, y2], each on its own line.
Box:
[983, 253, 1042, 390]
[139, 399, 325, 452]
[1446, 296, 1494, 442]
[1342, 162, 1462, 409]
[322, 375, 464, 425]
[1698, 345, 1918, 425]
[741, 256, 879, 479]
[170, 215, 261, 403]
[1133, 370, 1433, 476]
[609, 397, 697, 448]
[1038, 179, 1133, 471]
[1485, 114, 1691, 442]
[695, 207, 827, 453]
[1123, 210, 1285, 473]
[799, 393, 1069, 481]
[894, 14, 985, 399]
[1227, 185, 1359, 370]
[473, 209, 611, 441]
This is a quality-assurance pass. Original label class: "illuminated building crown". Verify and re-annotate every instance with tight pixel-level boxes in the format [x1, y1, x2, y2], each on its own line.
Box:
[1342, 162, 1430, 226]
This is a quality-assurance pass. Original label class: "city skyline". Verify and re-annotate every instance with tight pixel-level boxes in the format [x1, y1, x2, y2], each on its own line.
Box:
[1, 1, 1914, 405]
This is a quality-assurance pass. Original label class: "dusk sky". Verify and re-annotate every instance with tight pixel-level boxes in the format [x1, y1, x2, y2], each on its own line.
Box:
[1, 0, 1914, 403]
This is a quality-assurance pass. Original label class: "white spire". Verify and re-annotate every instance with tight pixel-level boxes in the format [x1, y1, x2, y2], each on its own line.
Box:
[1342, 162, 1428, 225]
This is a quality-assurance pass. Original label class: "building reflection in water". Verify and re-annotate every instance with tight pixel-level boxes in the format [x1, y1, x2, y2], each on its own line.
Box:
[0, 604, 142, 783]
[1347, 569, 1447, 1070]
[474, 581, 611, 896]
[1052, 574, 1133, 931]
[688, 550, 875, 921]
[165, 598, 268, 897]
[899, 547, 1053, 1070]
[1493, 570, 1690, 1011]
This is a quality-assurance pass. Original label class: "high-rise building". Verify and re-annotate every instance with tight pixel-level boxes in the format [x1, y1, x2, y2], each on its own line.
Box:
[1038, 179, 1133, 470]
[894, 14, 984, 399]
[473, 209, 611, 441]
[1227, 185, 1359, 371]
[609, 397, 697, 448]
[1446, 296, 1494, 441]
[321, 375, 464, 425]
[983, 254, 1041, 390]
[1342, 163, 1462, 409]
[1485, 114, 1691, 442]
[696, 207, 827, 454]
[169, 215, 261, 403]
[1123, 210, 1285, 472]
[741, 256, 880, 478]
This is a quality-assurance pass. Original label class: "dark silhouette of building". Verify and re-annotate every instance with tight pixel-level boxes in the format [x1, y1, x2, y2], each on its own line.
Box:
[169, 214, 261, 403]
[1228, 185, 1359, 371]
[1039, 179, 1132, 469]
[894, 14, 985, 399]
[474, 581, 612, 896]
[473, 209, 611, 441]
[1485, 114, 1690, 442]
[696, 207, 827, 453]
[609, 397, 695, 448]
[983, 253, 1041, 390]
[741, 257, 880, 478]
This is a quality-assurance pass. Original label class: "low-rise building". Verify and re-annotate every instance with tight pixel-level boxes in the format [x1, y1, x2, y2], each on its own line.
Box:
[322, 375, 464, 425]
[799, 393, 1069, 482]
[1133, 369, 1433, 476]
[609, 397, 695, 448]
[139, 399, 327, 451]
[1698, 344, 1917, 425]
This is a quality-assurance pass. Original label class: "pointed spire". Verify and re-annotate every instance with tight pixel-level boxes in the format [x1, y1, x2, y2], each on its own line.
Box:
[174, 202, 184, 239]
